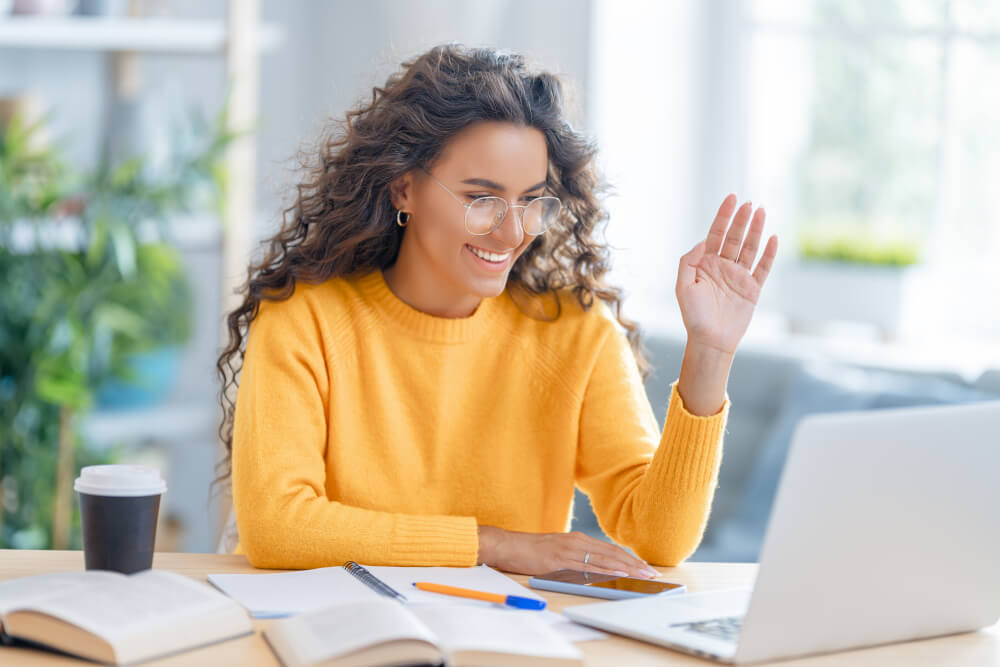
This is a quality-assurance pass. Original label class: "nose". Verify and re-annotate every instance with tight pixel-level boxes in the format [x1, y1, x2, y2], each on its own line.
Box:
[489, 203, 524, 249]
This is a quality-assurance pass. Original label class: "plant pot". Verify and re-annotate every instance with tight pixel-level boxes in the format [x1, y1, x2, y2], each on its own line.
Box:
[12, 0, 76, 14]
[95, 346, 182, 410]
[75, 0, 128, 16]
[776, 260, 915, 339]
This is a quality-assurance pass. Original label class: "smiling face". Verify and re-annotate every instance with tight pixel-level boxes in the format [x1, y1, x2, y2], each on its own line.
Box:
[386, 121, 550, 318]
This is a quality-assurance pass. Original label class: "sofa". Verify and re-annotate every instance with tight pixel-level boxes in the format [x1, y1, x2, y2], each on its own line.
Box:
[570, 332, 1000, 562]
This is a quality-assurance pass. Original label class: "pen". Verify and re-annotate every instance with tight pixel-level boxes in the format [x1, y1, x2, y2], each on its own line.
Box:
[412, 582, 546, 610]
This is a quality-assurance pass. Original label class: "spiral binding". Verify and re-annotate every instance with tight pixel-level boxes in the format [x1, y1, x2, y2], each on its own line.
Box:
[344, 561, 408, 601]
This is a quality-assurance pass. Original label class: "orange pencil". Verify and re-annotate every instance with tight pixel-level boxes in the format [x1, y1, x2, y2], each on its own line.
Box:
[412, 582, 546, 609]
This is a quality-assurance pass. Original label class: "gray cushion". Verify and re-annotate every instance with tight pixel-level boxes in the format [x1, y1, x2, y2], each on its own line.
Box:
[977, 370, 1000, 394]
[692, 362, 995, 562]
[638, 336, 802, 530]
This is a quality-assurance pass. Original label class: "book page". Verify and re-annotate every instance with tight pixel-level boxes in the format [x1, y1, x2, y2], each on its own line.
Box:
[11, 570, 241, 642]
[267, 598, 439, 665]
[0, 571, 125, 616]
[540, 610, 609, 642]
[410, 604, 582, 661]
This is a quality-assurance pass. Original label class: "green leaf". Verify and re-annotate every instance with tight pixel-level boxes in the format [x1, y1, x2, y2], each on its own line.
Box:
[109, 223, 137, 278]
[93, 302, 147, 339]
[110, 157, 143, 189]
[85, 217, 110, 269]
[33, 356, 91, 410]
[799, 229, 921, 267]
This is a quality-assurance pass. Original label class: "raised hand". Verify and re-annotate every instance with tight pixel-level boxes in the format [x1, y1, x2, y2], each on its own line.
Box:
[676, 194, 778, 356]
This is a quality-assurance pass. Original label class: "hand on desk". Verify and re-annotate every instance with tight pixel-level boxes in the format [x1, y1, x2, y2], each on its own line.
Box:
[477, 526, 659, 579]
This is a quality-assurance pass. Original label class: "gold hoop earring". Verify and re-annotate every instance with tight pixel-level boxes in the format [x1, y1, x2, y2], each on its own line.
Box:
[396, 210, 410, 227]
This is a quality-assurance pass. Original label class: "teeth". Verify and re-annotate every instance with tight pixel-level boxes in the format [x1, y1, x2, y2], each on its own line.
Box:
[468, 245, 510, 263]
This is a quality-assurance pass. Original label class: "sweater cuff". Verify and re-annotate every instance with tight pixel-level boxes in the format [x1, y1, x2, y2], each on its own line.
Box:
[661, 381, 730, 490]
[389, 514, 480, 567]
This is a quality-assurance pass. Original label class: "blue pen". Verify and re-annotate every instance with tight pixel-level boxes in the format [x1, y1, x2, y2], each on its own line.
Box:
[412, 581, 547, 610]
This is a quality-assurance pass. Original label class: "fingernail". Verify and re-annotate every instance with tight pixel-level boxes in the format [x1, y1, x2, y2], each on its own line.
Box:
[645, 568, 659, 578]
[744, 200, 752, 209]
[612, 571, 629, 577]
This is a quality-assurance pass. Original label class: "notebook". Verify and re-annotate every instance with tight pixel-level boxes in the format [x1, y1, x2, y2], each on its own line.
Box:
[263, 597, 583, 667]
[207, 563, 546, 618]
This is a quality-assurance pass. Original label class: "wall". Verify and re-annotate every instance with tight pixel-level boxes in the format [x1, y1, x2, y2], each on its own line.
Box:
[255, 0, 594, 239]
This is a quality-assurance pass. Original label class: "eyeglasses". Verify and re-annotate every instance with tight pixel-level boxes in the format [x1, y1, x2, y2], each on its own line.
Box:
[424, 170, 562, 236]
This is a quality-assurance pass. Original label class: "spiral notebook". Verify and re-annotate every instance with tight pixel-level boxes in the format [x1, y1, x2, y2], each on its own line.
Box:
[207, 562, 607, 643]
[207, 562, 544, 619]
[341, 562, 407, 601]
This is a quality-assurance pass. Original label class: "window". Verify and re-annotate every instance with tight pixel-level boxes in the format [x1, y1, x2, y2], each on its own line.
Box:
[593, 0, 1000, 341]
[747, 0, 1000, 336]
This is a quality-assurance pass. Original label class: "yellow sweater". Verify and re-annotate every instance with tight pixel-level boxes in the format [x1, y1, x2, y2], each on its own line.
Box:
[231, 269, 730, 569]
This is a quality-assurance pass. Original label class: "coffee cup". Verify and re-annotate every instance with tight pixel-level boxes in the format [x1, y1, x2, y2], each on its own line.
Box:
[74, 464, 167, 574]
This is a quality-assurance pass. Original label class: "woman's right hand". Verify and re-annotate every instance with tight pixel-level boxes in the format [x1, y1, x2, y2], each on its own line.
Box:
[477, 525, 660, 579]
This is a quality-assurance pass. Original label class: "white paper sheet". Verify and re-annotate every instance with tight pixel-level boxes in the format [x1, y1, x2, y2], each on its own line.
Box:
[365, 564, 545, 606]
[540, 610, 609, 642]
[207, 564, 541, 617]
[207, 566, 376, 618]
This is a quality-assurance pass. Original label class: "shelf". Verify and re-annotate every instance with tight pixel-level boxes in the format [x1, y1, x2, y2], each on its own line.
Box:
[5, 214, 223, 252]
[0, 16, 282, 53]
[82, 400, 219, 449]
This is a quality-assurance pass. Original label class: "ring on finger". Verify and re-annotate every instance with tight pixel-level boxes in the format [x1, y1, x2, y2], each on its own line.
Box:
[583, 552, 591, 566]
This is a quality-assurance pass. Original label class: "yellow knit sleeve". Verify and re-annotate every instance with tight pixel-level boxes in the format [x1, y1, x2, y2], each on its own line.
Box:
[575, 327, 729, 566]
[231, 296, 479, 569]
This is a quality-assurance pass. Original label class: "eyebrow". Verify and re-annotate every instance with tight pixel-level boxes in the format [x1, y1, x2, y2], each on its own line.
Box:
[460, 177, 547, 193]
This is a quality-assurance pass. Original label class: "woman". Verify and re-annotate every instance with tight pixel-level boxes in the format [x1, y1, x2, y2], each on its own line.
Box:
[216, 45, 777, 577]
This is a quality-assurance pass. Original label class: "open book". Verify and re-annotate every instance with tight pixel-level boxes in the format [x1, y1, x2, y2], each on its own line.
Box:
[0, 569, 253, 665]
[265, 598, 583, 667]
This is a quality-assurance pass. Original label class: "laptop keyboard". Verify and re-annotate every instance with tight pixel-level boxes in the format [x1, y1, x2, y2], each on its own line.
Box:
[671, 615, 743, 643]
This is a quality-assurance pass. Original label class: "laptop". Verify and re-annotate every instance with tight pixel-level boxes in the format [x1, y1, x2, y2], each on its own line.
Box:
[564, 400, 1000, 663]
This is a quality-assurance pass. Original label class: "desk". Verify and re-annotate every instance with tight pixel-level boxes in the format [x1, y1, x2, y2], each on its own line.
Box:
[1, 550, 998, 666]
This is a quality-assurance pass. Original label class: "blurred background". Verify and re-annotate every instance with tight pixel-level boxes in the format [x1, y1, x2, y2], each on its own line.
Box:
[1, 0, 997, 560]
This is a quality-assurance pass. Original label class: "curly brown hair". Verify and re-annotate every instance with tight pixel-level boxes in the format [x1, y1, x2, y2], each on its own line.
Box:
[213, 44, 649, 495]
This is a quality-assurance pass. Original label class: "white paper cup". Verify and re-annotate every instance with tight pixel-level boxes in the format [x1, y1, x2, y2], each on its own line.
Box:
[74, 465, 167, 573]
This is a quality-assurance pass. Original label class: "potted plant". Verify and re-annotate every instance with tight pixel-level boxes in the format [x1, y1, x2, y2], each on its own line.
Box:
[777, 225, 922, 340]
[0, 106, 232, 549]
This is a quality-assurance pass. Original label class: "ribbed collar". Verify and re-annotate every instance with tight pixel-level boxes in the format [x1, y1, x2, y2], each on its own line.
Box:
[355, 269, 505, 344]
